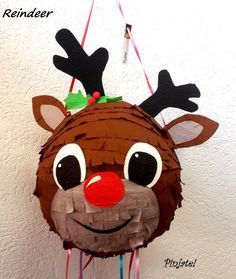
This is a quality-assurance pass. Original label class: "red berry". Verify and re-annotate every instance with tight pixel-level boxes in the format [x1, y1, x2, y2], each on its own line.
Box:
[88, 97, 96, 105]
[93, 91, 101, 99]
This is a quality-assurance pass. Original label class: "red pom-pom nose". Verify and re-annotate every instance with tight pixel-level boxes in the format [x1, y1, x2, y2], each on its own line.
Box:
[84, 172, 125, 207]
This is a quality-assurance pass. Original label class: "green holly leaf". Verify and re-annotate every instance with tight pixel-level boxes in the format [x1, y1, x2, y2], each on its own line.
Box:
[64, 90, 123, 110]
[64, 90, 88, 109]
[107, 96, 123, 102]
[96, 96, 108, 103]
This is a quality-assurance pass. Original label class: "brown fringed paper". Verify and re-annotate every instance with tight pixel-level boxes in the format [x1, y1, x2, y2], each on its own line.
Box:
[32, 28, 218, 258]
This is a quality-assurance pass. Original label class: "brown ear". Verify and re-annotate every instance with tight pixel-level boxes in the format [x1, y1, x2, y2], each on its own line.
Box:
[164, 114, 219, 148]
[32, 95, 67, 132]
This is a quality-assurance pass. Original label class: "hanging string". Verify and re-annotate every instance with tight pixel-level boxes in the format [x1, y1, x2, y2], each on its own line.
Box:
[82, 255, 94, 271]
[65, 249, 72, 279]
[115, 0, 154, 94]
[119, 255, 124, 279]
[69, 0, 95, 93]
[134, 249, 140, 279]
[128, 251, 135, 279]
[78, 253, 94, 279]
[78, 250, 84, 279]
[115, 0, 166, 126]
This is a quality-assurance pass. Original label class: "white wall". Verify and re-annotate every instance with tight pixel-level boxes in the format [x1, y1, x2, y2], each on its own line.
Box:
[0, 0, 235, 278]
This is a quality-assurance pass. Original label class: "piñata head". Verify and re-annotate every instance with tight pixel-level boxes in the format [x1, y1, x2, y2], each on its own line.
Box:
[32, 29, 218, 257]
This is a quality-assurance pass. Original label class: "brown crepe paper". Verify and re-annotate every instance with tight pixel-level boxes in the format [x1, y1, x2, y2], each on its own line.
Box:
[32, 28, 219, 258]
[33, 98, 217, 257]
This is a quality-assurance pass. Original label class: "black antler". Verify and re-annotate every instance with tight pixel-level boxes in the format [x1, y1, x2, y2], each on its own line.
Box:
[53, 29, 109, 96]
[139, 70, 200, 117]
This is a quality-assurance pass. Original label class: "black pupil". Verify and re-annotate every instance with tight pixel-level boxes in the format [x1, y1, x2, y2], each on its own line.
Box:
[128, 152, 157, 186]
[56, 155, 81, 190]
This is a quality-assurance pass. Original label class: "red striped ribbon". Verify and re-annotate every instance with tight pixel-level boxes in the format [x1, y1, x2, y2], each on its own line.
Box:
[65, 249, 72, 279]
[82, 255, 94, 271]
[134, 249, 140, 279]
[128, 251, 135, 279]
[128, 249, 140, 279]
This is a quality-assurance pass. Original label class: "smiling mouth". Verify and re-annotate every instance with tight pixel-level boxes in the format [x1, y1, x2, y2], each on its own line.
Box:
[73, 217, 133, 234]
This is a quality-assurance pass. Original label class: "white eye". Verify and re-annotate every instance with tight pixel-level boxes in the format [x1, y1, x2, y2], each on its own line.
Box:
[124, 142, 162, 188]
[53, 143, 86, 190]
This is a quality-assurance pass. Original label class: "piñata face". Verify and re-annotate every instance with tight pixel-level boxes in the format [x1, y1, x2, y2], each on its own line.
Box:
[32, 29, 218, 258]
[36, 102, 182, 256]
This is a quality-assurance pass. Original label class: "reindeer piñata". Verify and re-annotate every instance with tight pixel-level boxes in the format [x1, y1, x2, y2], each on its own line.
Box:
[32, 29, 218, 257]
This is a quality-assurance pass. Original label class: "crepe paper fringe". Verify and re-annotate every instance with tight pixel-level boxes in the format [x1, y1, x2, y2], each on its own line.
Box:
[39, 102, 182, 255]
[69, 0, 95, 93]
[119, 255, 124, 279]
[41, 103, 175, 167]
[65, 249, 72, 279]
